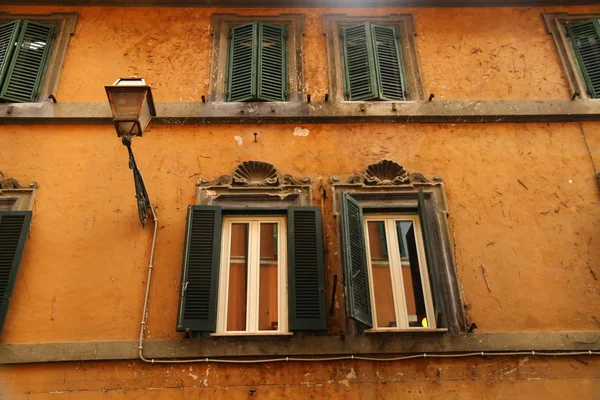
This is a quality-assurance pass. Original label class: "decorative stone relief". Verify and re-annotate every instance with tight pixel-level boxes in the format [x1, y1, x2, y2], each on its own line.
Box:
[0, 172, 38, 190]
[199, 161, 310, 188]
[196, 161, 312, 206]
[365, 159, 409, 185]
[331, 160, 441, 187]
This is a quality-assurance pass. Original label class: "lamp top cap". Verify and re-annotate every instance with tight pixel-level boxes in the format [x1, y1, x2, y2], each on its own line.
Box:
[112, 77, 147, 86]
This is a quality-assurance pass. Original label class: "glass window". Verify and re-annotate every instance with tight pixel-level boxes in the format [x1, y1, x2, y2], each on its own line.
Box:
[364, 215, 436, 330]
[217, 216, 287, 334]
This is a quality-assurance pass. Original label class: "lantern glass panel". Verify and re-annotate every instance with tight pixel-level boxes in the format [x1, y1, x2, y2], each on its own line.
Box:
[110, 90, 147, 119]
[139, 97, 152, 131]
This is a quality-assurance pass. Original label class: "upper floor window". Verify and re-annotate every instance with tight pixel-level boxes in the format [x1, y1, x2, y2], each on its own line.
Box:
[566, 20, 600, 98]
[545, 13, 600, 100]
[209, 14, 304, 104]
[226, 22, 287, 102]
[340, 22, 407, 101]
[0, 20, 55, 103]
[0, 14, 77, 104]
[323, 15, 423, 103]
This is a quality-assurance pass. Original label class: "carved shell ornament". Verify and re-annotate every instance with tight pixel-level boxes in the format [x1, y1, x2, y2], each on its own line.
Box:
[232, 161, 280, 187]
[364, 160, 409, 185]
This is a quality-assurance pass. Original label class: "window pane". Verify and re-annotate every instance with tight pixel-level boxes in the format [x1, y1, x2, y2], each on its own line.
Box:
[259, 222, 278, 331]
[367, 221, 396, 328]
[0, 198, 17, 211]
[397, 221, 428, 328]
[227, 223, 248, 331]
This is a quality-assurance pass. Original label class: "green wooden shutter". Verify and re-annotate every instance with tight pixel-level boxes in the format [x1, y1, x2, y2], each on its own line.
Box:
[287, 207, 326, 331]
[176, 205, 222, 332]
[372, 24, 407, 101]
[257, 23, 287, 101]
[0, 20, 55, 103]
[567, 20, 600, 98]
[0, 20, 22, 89]
[417, 189, 446, 328]
[0, 211, 32, 334]
[226, 22, 258, 102]
[340, 193, 372, 327]
[341, 22, 378, 101]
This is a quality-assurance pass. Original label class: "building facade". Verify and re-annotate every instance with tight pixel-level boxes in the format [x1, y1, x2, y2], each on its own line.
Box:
[0, 1, 599, 398]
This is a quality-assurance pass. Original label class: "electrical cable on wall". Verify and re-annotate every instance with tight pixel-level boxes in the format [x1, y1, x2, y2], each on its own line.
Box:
[136, 209, 599, 365]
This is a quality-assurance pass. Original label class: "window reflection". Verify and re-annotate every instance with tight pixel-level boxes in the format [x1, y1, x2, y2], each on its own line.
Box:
[367, 221, 397, 328]
[259, 223, 278, 331]
[227, 223, 248, 331]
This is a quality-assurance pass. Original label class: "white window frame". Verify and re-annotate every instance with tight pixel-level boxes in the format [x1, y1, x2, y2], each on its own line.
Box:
[215, 215, 288, 335]
[363, 213, 436, 331]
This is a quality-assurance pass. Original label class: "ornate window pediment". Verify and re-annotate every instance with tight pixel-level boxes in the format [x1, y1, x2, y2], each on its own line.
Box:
[196, 161, 312, 207]
[331, 160, 447, 215]
[332, 159, 442, 187]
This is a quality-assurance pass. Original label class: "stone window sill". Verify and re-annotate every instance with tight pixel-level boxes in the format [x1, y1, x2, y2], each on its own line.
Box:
[365, 328, 448, 334]
[210, 332, 294, 337]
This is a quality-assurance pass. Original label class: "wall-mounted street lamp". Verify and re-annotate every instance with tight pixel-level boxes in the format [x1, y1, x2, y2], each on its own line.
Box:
[105, 77, 156, 227]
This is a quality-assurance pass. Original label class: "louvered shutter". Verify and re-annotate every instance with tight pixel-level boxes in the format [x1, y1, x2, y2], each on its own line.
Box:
[0, 211, 32, 333]
[417, 189, 446, 328]
[341, 22, 378, 101]
[340, 193, 372, 327]
[257, 23, 287, 101]
[226, 22, 258, 102]
[0, 21, 21, 89]
[372, 24, 407, 101]
[567, 20, 600, 98]
[287, 207, 326, 331]
[176, 206, 222, 332]
[0, 20, 54, 103]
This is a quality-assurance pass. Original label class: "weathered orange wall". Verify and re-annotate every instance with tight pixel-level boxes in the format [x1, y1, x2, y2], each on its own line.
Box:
[1, 4, 600, 399]
[3, 5, 600, 101]
[1, 121, 598, 343]
[1, 356, 599, 398]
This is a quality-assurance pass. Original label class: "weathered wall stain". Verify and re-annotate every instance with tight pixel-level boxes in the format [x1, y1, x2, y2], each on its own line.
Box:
[1, 357, 599, 398]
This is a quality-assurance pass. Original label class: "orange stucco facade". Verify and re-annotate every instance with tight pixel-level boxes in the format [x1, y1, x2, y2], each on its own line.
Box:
[0, 4, 599, 399]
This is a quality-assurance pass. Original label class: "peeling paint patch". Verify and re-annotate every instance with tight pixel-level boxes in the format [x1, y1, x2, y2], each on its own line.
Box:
[293, 127, 309, 137]
[188, 366, 198, 380]
[234, 136, 243, 146]
[203, 366, 211, 387]
[346, 368, 357, 380]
